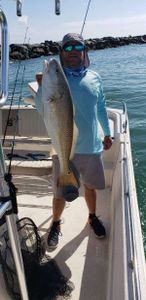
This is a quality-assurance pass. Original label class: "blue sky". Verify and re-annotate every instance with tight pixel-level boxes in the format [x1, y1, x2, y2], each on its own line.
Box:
[1, 0, 146, 44]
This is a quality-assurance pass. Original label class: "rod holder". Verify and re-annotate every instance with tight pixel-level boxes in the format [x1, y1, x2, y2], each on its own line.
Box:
[55, 0, 60, 15]
[16, 0, 22, 17]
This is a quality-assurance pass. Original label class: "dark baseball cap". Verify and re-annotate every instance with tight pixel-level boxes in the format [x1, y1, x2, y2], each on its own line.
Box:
[61, 33, 90, 68]
[62, 33, 85, 47]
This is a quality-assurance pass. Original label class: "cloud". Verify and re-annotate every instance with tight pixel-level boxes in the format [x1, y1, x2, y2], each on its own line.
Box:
[61, 14, 146, 39]
[87, 14, 146, 26]
[53, 14, 146, 39]
[9, 14, 146, 43]
[64, 14, 146, 29]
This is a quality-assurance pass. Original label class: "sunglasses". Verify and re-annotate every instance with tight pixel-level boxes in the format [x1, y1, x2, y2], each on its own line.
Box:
[63, 44, 85, 52]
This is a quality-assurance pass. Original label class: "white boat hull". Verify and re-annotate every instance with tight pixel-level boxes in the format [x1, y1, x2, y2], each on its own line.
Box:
[0, 105, 146, 299]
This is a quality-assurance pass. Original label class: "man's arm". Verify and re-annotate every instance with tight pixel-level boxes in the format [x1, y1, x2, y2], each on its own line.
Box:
[103, 135, 112, 150]
[97, 78, 112, 150]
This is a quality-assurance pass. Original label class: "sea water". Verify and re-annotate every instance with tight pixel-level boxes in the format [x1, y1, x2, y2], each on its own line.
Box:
[8, 44, 146, 253]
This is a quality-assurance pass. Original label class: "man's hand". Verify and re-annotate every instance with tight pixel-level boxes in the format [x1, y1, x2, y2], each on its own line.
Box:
[103, 136, 112, 150]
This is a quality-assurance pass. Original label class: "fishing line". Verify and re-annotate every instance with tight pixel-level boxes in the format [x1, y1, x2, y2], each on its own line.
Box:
[3, 26, 29, 173]
[8, 45, 28, 173]
[2, 26, 29, 146]
[80, 0, 92, 36]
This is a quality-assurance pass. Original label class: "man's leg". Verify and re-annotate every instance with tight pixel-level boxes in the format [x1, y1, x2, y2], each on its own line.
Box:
[52, 197, 66, 221]
[84, 185, 106, 239]
[84, 185, 96, 214]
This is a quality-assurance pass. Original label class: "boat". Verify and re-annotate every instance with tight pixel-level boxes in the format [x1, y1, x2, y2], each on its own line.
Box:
[0, 2, 146, 300]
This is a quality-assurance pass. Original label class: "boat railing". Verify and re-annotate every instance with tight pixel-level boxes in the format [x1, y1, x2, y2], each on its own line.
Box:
[0, 7, 9, 107]
[123, 133, 146, 299]
[107, 99, 128, 133]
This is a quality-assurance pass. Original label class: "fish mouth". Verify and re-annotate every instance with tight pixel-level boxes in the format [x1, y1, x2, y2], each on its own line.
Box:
[48, 58, 59, 70]
[49, 58, 57, 64]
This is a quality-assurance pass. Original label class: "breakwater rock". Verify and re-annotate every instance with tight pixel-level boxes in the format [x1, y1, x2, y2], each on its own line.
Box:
[3, 35, 146, 60]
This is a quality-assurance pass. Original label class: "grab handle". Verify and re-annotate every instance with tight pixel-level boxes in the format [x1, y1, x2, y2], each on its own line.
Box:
[0, 8, 9, 107]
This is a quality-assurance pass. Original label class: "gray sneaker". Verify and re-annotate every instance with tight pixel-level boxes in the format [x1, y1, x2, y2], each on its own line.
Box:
[89, 216, 106, 239]
[47, 221, 61, 249]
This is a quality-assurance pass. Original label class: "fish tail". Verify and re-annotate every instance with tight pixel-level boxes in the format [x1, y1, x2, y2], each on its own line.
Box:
[58, 169, 79, 187]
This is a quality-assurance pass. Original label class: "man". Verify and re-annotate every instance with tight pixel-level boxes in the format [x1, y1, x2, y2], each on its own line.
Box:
[36, 33, 112, 249]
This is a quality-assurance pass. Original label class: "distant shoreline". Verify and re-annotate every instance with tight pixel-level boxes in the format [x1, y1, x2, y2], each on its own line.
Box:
[1, 34, 146, 60]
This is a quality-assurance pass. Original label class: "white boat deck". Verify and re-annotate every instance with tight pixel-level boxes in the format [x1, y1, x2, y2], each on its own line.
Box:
[0, 106, 146, 300]
[15, 174, 111, 300]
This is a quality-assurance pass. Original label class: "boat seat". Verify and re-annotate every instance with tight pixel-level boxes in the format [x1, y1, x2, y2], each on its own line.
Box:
[5, 159, 53, 176]
[1, 107, 120, 185]
[3, 135, 52, 176]
[5, 158, 114, 186]
[3, 136, 51, 152]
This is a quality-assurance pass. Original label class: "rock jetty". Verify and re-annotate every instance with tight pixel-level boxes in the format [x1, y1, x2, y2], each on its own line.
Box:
[1, 35, 146, 60]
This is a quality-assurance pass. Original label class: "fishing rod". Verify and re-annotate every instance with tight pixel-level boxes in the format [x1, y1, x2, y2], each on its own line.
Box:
[80, 0, 92, 36]
[2, 26, 29, 148]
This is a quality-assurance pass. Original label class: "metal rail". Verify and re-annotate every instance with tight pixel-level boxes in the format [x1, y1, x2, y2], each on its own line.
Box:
[123, 143, 142, 299]
[0, 8, 9, 107]
[107, 99, 128, 133]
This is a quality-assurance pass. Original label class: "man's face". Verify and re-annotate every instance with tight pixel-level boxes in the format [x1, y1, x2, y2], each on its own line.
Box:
[61, 41, 85, 69]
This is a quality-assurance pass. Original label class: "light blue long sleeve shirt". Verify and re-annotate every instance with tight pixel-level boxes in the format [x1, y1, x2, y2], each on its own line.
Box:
[65, 69, 111, 155]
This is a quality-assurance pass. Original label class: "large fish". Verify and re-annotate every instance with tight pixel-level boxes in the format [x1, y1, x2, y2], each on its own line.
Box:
[41, 58, 79, 194]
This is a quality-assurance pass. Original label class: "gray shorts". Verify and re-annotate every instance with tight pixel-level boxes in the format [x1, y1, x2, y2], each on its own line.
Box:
[52, 153, 105, 199]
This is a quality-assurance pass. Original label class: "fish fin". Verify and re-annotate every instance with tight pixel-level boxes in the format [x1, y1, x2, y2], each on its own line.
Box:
[69, 121, 78, 160]
[43, 60, 49, 72]
[50, 146, 57, 156]
[34, 85, 44, 117]
[28, 81, 38, 97]
[23, 96, 35, 106]
[70, 103, 78, 159]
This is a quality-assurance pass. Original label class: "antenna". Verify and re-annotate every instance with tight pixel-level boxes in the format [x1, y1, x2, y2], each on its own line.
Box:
[80, 0, 92, 36]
